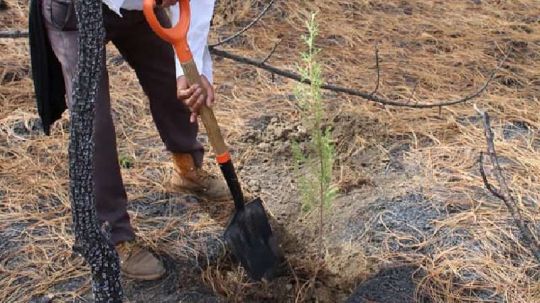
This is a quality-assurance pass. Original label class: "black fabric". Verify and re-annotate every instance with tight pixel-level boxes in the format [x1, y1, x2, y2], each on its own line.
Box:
[29, 0, 67, 135]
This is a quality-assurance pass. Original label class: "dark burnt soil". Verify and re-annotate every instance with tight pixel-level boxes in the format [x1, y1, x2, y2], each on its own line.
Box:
[345, 265, 430, 303]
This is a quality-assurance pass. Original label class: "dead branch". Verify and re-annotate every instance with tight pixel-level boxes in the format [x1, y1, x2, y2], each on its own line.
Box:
[476, 106, 540, 263]
[209, 0, 275, 48]
[210, 47, 508, 109]
[0, 28, 508, 109]
[370, 44, 381, 96]
[0, 30, 28, 38]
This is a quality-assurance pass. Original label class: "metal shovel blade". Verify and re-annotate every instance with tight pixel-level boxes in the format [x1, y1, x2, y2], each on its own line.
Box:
[224, 197, 283, 281]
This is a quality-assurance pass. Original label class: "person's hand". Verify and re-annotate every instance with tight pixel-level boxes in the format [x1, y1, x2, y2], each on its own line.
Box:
[177, 75, 215, 123]
[159, 0, 178, 7]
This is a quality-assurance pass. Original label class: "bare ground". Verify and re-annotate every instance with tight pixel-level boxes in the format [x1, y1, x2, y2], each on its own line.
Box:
[1, 0, 540, 302]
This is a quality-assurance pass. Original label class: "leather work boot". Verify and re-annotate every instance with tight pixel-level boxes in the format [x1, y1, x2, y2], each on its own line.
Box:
[170, 153, 232, 201]
[116, 241, 165, 281]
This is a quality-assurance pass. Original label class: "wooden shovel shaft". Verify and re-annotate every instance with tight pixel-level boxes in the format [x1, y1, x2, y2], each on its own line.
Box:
[180, 59, 229, 158]
[181, 59, 245, 210]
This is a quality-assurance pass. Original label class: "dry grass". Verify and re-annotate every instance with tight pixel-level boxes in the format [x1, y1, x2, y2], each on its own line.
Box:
[1, 0, 540, 302]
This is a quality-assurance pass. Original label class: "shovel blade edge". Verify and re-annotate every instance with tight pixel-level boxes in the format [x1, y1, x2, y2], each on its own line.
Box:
[224, 198, 283, 281]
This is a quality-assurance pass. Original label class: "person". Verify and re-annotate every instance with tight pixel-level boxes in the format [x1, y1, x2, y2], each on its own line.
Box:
[29, 0, 231, 281]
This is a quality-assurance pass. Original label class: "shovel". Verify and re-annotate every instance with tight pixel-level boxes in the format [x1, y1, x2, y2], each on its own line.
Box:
[143, 0, 283, 281]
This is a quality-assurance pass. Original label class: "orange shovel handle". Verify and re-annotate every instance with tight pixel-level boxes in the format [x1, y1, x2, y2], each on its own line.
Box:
[142, 0, 192, 62]
[142, 0, 230, 161]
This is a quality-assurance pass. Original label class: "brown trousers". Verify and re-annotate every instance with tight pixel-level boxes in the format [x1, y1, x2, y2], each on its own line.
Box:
[42, 0, 204, 244]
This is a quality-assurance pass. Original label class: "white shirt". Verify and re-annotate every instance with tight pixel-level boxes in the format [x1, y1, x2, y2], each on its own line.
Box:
[103, 0, 214, 83]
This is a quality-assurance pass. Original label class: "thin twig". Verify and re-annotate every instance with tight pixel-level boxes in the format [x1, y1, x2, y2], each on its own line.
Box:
[210, 47, 509, 109]
[475, 106, 540, 263]
[209, 0, 275, 48]
[259, 40, 281, 65]
[0, 30, 28, 38]
[478, 152, 505, 200]
[370, 44, 381, 96]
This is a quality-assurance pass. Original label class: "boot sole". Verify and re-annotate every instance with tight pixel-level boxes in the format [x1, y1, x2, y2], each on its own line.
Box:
[121, 269, 166, 281]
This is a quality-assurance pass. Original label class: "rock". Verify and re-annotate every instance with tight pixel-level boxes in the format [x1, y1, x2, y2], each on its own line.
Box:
[294, 125, 308, 140]
[258, 142, 270, 150]
[247, 180, 261, 192]
[273, 127, 285, 139]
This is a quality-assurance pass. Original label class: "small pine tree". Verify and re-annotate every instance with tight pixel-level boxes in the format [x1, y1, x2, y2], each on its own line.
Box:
[292, 12, 337, 255]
